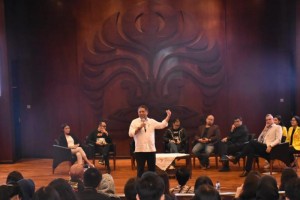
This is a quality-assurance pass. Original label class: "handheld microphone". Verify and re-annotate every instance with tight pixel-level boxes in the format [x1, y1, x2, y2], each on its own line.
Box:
[142, 118, 147, 132]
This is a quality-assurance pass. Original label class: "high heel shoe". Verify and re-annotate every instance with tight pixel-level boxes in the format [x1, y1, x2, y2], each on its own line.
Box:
[89, 163, 95, 168]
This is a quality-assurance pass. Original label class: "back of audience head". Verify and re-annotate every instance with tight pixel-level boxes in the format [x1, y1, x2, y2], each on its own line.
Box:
[176, 167, 190, 186]
[136, 171, 165, 200]
[279, 167, 298, 191]
[239, 171, 261, 199]
[256, 175, 279, 200]
[0, 184, 21, 200]
[17, 179, 35, 200]
[69, 164, 84, 181]
[285, 177, 300, 200]
[48, 178, 78, 200]
[6, 171, 24, 185]
[33, 186, 60, 200]
[124, 177, 137, 200]
[194, 184, 221, 200]
[194, 176, 213, 191]
[83, 168, 102, 188]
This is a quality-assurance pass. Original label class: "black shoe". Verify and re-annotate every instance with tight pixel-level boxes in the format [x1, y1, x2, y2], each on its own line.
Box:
[219, 167, 230, 172]
[227, 155, 238, 164]
[239, 171, 249, 177]
[98, 159, 104, 165]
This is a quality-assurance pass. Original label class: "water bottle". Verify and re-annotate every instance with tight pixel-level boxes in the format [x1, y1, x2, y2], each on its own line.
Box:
[215, 181, 220, 191]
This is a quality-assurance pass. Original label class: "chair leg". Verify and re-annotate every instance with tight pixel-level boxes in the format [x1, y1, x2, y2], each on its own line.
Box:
[192, 155, 196, 168]
[215, 156, 218, 168]
[113, 156, 116, 170]
[270, 160, 274, 175]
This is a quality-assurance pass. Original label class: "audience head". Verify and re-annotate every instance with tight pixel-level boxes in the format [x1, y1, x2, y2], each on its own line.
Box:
[136, 171, 165, 200]
[124, 177, 137, 200]
[83, 168, 102, 188]
[194, 184, 221, 200]
[291, 116, 300, 127]
[279, 167, 298, 191]
[97, 173, 116, 194]
[0, 185, 21, 200]
[256, 175, 279, 200]
[33, 186, 60, 200]
[17, 179, 35, 200]
[175, 167, 190, 186]
[194, 176, 213, 191]
[285, 177, 300, 200]
[69, 164, 84, 181]
[48, 178, 78, 200]
[6, 171, 24, 185]
[239, 171, 261, 199]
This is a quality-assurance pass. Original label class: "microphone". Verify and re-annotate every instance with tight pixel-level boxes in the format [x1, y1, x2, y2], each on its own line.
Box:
[141, 118, 147, 132]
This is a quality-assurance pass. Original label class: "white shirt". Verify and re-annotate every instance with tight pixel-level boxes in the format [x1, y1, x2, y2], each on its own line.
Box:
[258, 124, 282, 147]
[65, 135, 75, 148]
[128, 118, 168, 152]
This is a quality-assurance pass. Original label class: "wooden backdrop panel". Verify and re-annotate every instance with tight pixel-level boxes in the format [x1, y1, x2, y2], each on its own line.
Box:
[1, 0, 297, 159]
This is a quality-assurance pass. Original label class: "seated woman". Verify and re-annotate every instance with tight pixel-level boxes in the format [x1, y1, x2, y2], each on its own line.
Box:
[58, 123, 94, 168]
[285, 116, 300, 167]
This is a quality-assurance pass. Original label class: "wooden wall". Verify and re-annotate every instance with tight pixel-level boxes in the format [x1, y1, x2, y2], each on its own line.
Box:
[0, 0, 298, 160]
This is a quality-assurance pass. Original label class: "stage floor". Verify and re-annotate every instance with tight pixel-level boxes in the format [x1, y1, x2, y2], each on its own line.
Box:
[0, 158, 298, 194]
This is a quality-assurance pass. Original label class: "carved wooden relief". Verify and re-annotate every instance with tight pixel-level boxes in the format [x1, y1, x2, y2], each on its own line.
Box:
[81, 1, 225, 128]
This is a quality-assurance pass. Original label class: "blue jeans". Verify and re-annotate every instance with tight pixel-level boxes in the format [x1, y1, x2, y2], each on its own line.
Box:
[192, 143, 214, 166]
[168, 142, 179, 153]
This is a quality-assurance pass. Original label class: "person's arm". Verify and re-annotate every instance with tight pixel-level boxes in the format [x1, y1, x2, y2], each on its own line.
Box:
[269, 125, 282, 148]
[105, 133, 112, 144]
[208, 126, 220, 143]
[129, 120, 144, 137]
[180, 128, 187, 143]
[154, 110, 172, 129]
[163, 129, 172, 143]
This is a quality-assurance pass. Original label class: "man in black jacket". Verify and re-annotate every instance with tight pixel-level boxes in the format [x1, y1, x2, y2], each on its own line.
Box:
[219, 116, 249, 172]
[88, 121, 112, 173]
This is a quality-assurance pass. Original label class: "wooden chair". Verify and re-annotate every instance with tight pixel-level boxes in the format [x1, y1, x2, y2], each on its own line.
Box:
[52, 139, 76, 174]
[88, 142, 117, 170]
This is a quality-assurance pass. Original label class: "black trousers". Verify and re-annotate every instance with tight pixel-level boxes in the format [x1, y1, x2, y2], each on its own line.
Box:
[134, 152, 156, 177]
[237, 140, 269, 172]
[96, 144, 110, 168]
[219, 141, 244, 167]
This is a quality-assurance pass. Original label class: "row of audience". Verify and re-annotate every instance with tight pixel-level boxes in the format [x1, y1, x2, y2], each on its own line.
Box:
[1, 165, 300, 200]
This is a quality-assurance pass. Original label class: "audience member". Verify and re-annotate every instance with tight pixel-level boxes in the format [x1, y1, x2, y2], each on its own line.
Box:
[170, 167, 193, 194]
[68, 164, 84, 192]
[229, 114, 282, 177]
[279, 167, 298, 191]
[285, 177, 300, 200]
[136, 171, 165, 200]
[48, 178, 79, 200]
[256, 175, 279, 200]
[219, 116, 249, 172]
[285, 116, 300, 167]
[194, 176, 213, 191]
[234, 171, 261, 200]
[58, 123, 94, 168]
[6, 171, 24, 185]
[124, 177, 137, 200]
[17, 179, 35, 200]
[192, 115, 220, 169]
[157, 171, 174, 200]
[0, 184, 20, 200]
[97, 173, 120, 199]
[77, 168, 110, 200]
[163, 118, 187, 153]
[87, 120, 113, 173]
[33, 186, 60, 200]
[194, 184, 221, 200]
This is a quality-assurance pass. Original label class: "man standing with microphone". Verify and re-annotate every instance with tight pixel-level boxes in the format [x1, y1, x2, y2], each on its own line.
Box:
[129, 105, 171, 177]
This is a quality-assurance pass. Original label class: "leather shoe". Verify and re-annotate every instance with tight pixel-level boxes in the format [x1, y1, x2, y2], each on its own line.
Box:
[239, 171, 249, 177]
[227, 155, 238, 164]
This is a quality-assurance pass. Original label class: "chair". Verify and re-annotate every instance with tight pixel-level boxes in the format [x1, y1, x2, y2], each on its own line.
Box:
[88, 142, 117, 170]
[130, 140, 136, 170]
[294, 150, 300, 170]
[52, 139, 76, 174]
[192, 141, 219, 169]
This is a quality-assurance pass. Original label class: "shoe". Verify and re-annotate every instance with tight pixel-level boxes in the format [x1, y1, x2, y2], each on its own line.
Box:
[89, 163, 95, 168]
[263, 163, 270, 169]
[239, 171, 249, 177]
[219, 167, 230, 172]
[106, 167, 111, 174]
[98, 160, 104, 165]
[290, 162, 296, 168]
[201, 164, 210, 170]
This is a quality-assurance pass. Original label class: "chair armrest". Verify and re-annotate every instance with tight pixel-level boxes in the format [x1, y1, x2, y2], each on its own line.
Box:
[53, 144, 70, 150]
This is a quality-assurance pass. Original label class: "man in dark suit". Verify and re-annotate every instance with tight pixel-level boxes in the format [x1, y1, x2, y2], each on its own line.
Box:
[192, 115, 220, 169]
[218, 116, 249, 172]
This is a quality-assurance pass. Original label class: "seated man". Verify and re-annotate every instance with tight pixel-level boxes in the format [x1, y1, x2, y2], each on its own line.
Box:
[229, 114, 282, 177]
[163, 118, 187, 153]
[192, 115, 220, 169]
[88, 121, 112, 173]
[219, 116, 249, 172]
